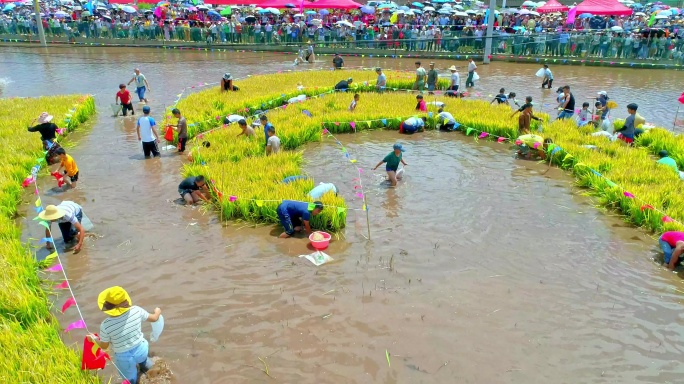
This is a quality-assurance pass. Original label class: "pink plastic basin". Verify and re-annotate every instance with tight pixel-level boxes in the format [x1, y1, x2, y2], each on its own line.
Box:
[309, 231, 331, 250]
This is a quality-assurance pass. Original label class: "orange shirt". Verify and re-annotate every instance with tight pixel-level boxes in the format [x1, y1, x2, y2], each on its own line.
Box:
[60, 154, 79, 176]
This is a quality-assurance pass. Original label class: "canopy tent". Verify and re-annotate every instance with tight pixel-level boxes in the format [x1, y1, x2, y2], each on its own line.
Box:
[255, 0, 363, 9]
[536, 0, 569, 13]
[572, 0, 632, 15]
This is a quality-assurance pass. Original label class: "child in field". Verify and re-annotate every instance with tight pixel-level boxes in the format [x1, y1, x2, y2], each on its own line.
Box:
[415, 94, 427, 112]
[115, 84, 134, 116]
[266, 126, 281, 155]
[577, 102, 591, 127]
[88, 286, 162, 384]
[187, 141, 210, 162]
[373, 143, 407, 187]
[55, 148, 79, 189]
[490, 88, 508, 105]
[349, 94, 359, 111]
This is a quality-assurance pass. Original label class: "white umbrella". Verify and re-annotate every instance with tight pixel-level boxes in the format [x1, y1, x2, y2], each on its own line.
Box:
[465, 9, 477, 14]
[453, 4, 463, 9]
[394, 9, 404, 14]
[610, 25, 623, 31]
[197, 5, 209, 10]
[121, 5, 136, 13]
[405, 10, 415, 15]
[336, 20, 354, 27]
[293, 13, 305, 17]
[423, 6, 435, 11]
[266, 7, 280, 14]
[454, 11, 468, 16]
[634, 11, 645, 15]
[310, 18, 322, 25]
[529, 10, 539, 15]
[654, 14, 669, 19]
[517, 9, 531, 14]
[522, 0, 537, 6]
[54, 10, 68, 18]
[536, 1, 546, 6]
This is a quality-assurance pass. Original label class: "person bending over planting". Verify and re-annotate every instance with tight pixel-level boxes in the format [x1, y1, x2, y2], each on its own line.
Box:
[373, 143, 407, 187]
[276, 200, 324, 238]
[88, 286, 162, 384]
[55, 148, 79, 189]
[38, 201, 86, 253]
[660, 231, 684, 270]
[178, 175, 210, 205]
[399, 116, 426, 134]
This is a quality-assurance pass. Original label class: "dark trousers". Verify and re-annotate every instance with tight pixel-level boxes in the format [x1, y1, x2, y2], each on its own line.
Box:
[466, 72, 474, 87]
[142, 141, 160, 158]
[178, 137, 187, 153]
[58, 210, 83, 243]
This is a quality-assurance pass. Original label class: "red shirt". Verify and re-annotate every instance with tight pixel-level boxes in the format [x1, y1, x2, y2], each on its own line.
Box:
[117, 90, 131, 105]
[661, 231, 684, 247]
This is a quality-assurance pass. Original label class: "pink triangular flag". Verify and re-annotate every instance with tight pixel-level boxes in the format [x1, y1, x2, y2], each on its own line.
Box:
[64, 319, 86, 333]
[61, 297, 76, 313]
[478, 132, 488, 139]
[497, 137, 506, 143]
[334, 122, 340, 126]
[56, 280, 69, 289]
[533, 142, 540, 149]
[663, 216, 675, 223]
[623, 191, 635, 198]
[46, 264, 63, 272]
[355, 193, 364, 198]
[350, 122, 356, 130]
[123, 380, 131, 384]
[678, 91, 684, 104]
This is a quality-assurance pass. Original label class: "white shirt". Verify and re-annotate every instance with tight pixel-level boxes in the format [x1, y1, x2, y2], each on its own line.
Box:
[57, 201, 82, 225]
[137, 116, 156, 142]
[438, 111, 456, 124]
[451, 72, 460, 86]
[99, 306, 149, 353]
[267, 135, 281, 153]
[468, 62, 477, 73]
[226, 115, 243, 123]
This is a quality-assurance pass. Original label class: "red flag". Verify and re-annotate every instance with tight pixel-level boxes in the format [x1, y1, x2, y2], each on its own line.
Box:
[678, 92, 684, 104]
[61, 297, 76, 313]
[82, 335, 109, 370]
[56, 280, 69, 289]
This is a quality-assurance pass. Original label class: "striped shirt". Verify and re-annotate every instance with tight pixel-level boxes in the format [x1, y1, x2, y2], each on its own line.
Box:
[57, 201, 82, 225]
[99, 306, 150, 353]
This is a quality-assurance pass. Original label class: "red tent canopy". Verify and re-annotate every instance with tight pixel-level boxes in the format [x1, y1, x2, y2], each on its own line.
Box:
[536, 0, 569, 13]
[573, 0, 633, 16]
[255, 0, 363, 9]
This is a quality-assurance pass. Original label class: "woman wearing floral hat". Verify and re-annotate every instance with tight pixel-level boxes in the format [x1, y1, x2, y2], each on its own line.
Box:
[88, 286, 162, 384]
[28, 112, 62, 164]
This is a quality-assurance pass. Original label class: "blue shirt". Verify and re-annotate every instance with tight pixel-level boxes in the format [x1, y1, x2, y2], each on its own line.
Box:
[559, 33, 569, 44]
[279, 200, 311, 221]
[263, 122, 273, 143]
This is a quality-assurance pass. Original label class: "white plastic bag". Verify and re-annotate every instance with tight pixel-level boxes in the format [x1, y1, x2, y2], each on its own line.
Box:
[535, 68, 545, 77]
[601, 117, 613, 133]
[150, 314, 164, 342]
[80, 212, 94, 231]
[110, 104, 122, 116]
[472, 71, 480, 81]
[299, 251, 333, 266]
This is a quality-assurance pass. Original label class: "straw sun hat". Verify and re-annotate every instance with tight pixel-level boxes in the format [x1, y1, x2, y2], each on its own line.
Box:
[37, 112, 53, 124]
[37, 205, 66, 221]
[98, 286, 133, 316]
[448, 65, 457, 71]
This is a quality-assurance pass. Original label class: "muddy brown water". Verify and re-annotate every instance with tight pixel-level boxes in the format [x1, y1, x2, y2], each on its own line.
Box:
[4, 46, 684, 383]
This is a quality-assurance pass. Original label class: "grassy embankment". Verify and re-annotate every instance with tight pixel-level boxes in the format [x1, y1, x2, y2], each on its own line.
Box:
[0, 95, 98, 383]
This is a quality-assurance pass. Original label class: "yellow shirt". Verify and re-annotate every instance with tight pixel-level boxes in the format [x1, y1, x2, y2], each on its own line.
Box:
[61, 154, 78, 176]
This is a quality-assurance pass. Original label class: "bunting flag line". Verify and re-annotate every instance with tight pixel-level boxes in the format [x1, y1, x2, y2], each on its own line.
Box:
[61, 297, 76, 314]
[64, 319, 86, 333]
[45, 264, 63, 272]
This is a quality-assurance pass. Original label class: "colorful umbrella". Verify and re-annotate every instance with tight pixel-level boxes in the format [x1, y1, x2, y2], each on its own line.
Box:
[220, 7, 231, 15]
[122, 5, 137, 13]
